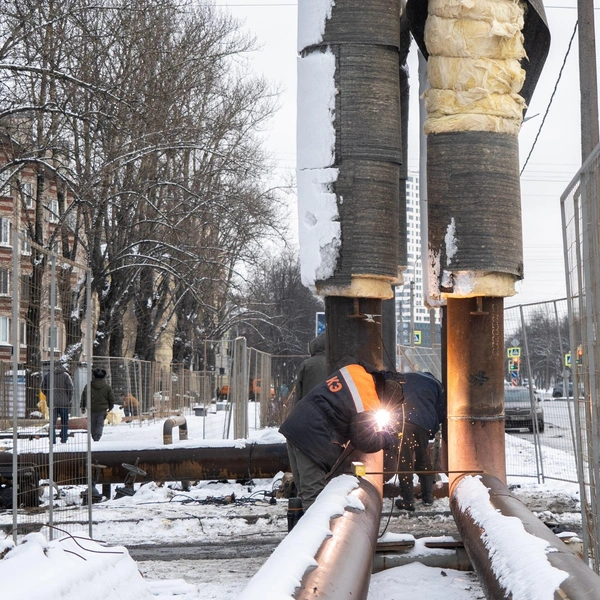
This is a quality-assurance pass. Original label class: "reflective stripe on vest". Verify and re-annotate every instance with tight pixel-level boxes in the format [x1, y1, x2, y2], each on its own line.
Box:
[339, 365, 379, 413]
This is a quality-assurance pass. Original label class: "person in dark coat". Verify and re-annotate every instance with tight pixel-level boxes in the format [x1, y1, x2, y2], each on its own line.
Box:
[389, 371, 446, 511]
[294, 331, 327, 405]
[80, 367, 115, 441]
[41, 362, 74, 444]
[280, 357, 404, 511]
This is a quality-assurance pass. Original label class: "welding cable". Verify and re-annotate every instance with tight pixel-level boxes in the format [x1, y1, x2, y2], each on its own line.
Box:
[378, 402, 406, 539]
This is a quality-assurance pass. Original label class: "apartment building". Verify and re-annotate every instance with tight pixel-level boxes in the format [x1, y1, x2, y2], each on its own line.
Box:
[397, 171, 441, 347]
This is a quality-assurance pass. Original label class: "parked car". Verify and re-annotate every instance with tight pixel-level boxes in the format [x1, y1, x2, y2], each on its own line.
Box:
[504, 387, 544, 433]
[552, 381, 573, 398]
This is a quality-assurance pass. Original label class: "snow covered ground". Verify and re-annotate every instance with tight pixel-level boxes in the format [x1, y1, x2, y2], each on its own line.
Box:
[0, 413, 583, 600]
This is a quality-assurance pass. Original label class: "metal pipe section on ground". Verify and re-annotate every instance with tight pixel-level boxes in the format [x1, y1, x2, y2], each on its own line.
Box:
[0, 442, 290, 484]
[451, 474, 600, 599]
[162, 416, 188, 444]
[243, 450, 383, 600]
[296, 451, 383, 599]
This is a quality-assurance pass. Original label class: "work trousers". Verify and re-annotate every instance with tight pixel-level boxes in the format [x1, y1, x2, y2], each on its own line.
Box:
[395, 422, 434, 503]
[90, 411, 108, 441]
[52, 407, 69, 444]
[287, 442, 337, 510]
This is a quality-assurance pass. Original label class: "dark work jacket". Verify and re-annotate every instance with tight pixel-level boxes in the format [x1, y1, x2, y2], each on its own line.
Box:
[401, 372, 446, 438]
[294, 332, 327, 405]
[280, 361, 393, 472]
[41, 365, 73, 409]
[81, 379, 116, 413]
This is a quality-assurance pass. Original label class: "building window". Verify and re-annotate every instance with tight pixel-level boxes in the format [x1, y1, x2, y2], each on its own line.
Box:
[0, 169, 12, 196]
[48, 284, 60, 309]
[21, 229, 31, 255]
[47, 326, 60, 351]
[20, 182, 34, 209]
[47, 199, 59, 224]
[0, 268, 9, 295]
[20, 274, 30, 302]
[0, 317, 10, 344]
[0, 218, 11, 246]
[19, 320, 26, 347]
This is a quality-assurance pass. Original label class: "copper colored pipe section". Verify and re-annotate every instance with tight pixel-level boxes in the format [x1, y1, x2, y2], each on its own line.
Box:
[451, 474, 600, 599]
[446, 297, 506, 492]
[295, 450, 383, 600]
[0, 443, 290, 484]
[163, 416, 189, 444]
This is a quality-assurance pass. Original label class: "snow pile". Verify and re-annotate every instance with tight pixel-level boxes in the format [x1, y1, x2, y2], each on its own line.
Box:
[0, 532, 153, 600]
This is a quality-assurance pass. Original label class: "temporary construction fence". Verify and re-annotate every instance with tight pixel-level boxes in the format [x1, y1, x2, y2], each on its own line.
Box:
[562, 143, 600, 571]
[503, 300, 580, 485]
[1, 233, 94, 543]
[399, 298, 582, 488]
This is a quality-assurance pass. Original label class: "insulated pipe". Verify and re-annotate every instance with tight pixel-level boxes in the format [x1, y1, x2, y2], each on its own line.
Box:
[295, 450, 383, 600]
[163, 416, 188, 445]
[0, 443, 290, 485]
[297, 0, 402, 300]
[451, 474, 600, 599]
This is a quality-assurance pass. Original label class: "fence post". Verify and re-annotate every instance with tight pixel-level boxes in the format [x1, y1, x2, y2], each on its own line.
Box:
[519, 304, 544, 483]
[231, 337, 248, 439]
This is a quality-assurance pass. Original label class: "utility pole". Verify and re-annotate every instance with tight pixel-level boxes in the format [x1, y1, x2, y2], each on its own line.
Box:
[578, 0, 600, 160]
[409, 279, 415, 347]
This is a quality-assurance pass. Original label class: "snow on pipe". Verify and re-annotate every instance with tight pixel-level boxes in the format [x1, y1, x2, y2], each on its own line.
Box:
[451, 474, 600, 599]
[406, 0, 550, 299]
[241, 450, 383, 600]
[297, 0, 403, 300]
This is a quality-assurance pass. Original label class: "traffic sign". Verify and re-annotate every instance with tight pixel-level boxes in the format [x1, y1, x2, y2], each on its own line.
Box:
[510, 371, 518, 385]
[565, 353, 571, 367]
[507, 347, 521, 358]
[414, 331, 422, 345]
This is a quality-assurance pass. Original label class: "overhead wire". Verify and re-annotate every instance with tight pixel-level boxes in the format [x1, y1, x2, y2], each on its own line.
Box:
[520, 20, 579, 176]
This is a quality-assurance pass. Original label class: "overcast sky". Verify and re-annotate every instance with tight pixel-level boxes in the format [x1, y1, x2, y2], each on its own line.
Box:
[217, 0, 589, 308]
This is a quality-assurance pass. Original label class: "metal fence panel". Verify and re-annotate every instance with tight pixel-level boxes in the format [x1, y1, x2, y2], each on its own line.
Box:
[0, 234, 93, 542]
[562, 145, 600, 570]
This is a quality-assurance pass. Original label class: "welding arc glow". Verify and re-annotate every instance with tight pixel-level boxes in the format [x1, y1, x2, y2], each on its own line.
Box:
[374, 409, 391, 431]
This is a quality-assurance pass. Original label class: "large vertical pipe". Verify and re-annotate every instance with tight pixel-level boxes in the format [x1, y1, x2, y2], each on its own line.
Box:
[446, 297, 506, 489]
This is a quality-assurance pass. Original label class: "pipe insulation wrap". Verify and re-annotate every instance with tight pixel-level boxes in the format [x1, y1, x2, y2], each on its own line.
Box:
[427, 132, 522, 298]
[297, 0, 403, 298]
[423, 0, 527, 135]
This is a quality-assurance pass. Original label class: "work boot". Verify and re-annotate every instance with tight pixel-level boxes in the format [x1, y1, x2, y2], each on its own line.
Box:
[395, 499, 415, 512]
[420, 474, 434, 505]
[287, 498, 304, 532]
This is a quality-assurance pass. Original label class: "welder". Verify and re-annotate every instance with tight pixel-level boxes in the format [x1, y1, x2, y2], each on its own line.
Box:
[279, 356, 404, 518]
[389, 371, 446, 511]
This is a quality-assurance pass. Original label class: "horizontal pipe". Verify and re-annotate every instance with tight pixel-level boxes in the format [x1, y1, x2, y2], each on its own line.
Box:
[0, 442, 290, 485]
[451, 474, 600, 599]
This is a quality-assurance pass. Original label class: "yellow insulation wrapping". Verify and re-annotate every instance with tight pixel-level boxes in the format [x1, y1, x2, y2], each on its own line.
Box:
[424, 0, 527, 134]
[424, 16, 525, 59]
[428, 57, 525, 94]
[424, 114, 521, 135]
[426, 88, 525, 119]
[428, 0, 525, 28]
